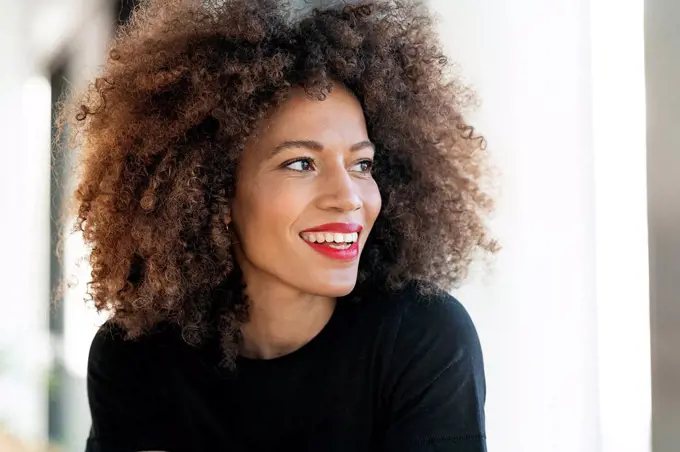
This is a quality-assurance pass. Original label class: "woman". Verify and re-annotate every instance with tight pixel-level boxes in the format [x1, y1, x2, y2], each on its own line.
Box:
[57, 0, 497, 450]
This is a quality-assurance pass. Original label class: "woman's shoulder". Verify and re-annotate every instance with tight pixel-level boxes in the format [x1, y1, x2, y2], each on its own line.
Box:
[87, 322, 180, 448]
[364, 286, 487, 446]
[88, 320, 179, 373]
[365, 280, 478, 335]
[348, 280, 483, 366]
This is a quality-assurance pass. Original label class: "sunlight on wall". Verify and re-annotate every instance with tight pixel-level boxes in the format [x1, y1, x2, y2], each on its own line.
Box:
[591, 0, 651, 451]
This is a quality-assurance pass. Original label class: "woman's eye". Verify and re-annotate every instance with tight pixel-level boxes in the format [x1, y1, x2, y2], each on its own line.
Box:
[283, 158, 373, 173]
[352, 159, 374, 174]
[284, 158, 315, 172]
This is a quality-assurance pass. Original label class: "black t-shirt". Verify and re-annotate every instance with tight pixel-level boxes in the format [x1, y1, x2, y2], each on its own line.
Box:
[85, 282, 487, 451]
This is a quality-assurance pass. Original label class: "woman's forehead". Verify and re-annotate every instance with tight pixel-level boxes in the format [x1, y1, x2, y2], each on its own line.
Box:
[256, 86, 368, 143]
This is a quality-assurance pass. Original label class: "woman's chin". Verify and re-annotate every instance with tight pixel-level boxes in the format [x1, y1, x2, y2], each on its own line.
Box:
[299, 272, 358, 298]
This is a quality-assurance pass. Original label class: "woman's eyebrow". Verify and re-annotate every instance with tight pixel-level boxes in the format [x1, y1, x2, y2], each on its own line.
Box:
[268, 139, 375, 158]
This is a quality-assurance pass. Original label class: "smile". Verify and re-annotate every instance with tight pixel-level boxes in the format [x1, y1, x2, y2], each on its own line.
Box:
[299, 223, 362, 261]
[300, 231, 358, 247]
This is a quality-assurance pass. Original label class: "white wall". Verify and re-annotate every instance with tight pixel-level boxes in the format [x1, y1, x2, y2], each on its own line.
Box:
[430, 0, 651, 451]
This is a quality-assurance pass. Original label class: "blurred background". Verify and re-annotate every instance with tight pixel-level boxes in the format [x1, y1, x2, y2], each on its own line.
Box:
[0, 0, 677, 451]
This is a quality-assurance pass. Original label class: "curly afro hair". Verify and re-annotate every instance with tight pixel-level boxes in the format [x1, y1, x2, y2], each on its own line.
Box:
[56, 0, 498, 366]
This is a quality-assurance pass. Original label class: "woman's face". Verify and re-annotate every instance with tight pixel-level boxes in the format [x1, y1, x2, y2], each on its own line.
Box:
[229, 85, 382, 297]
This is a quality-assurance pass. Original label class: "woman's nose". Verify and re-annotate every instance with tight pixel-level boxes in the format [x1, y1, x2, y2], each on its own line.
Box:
[316, 166, 362, 212]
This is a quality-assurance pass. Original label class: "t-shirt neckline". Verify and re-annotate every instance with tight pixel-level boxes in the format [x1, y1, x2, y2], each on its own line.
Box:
[235, 298, 346, 370]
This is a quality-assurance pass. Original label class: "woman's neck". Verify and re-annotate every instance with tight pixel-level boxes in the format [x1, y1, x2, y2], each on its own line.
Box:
[238, 280, 336, 360]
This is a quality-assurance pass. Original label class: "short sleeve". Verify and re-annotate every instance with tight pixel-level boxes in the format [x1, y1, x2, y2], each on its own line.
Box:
[381, 292, 487, 452]
[85, 321, 176, 452]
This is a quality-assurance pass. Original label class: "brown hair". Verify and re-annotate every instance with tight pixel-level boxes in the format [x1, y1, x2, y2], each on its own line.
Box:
[55, 0, 498, 366]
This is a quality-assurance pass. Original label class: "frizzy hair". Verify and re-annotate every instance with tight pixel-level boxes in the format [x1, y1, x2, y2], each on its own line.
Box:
[55, 0, 498, 367]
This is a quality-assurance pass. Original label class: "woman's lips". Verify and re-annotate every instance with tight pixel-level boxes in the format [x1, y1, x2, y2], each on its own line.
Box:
[300, 222, 363, 234]
[303, 240, 360, 262]
[298, 222, 363, 262]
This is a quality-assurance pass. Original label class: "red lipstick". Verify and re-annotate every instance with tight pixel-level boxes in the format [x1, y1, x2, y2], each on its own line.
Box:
[300, 222, 363, 234]
[300, 222, 363, 262]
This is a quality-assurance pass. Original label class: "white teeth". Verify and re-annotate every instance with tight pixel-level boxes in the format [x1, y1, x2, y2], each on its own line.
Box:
[301, 231, 359, 244]
[327, 242, 351, 249]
